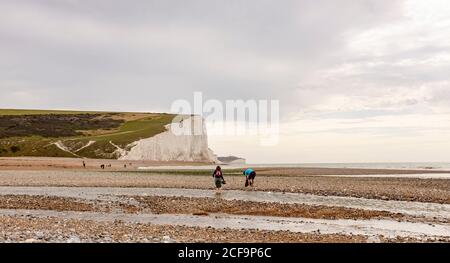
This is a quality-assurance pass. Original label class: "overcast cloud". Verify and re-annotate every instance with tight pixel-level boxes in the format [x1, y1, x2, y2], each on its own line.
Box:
[1, 0, 450, 163]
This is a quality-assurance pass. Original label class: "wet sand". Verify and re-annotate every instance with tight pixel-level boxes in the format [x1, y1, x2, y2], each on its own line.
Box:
[0, 170, 448, 203]
[0, 157, 207, 170]
[0, 194, 403, 220]
[0, 208, 448, 241]
[0, 157, 448, 243]
[0, 195, 100, 212]
[0, 215, 371, 243]
[0, 186, 448, 242]
[0, 186, 448, 220]
[132, 195, 404, 220]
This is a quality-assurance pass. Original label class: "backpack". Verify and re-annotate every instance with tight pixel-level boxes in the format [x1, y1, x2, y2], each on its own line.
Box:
[214, 170, 222, 178]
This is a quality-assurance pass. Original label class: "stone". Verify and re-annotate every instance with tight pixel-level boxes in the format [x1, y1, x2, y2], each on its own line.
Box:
[24, 238, 37, 243]
[66, 236, 81, 243]
[162, 235, 175, 243]
[35, 231, 45, 239]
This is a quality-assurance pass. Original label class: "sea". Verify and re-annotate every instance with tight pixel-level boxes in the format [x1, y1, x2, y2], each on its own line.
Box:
[248, 162, 450, 171]
[138, 162, 450, 171]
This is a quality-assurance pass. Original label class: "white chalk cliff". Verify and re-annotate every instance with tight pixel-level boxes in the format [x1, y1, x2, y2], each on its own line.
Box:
[118, 116, 218, 163]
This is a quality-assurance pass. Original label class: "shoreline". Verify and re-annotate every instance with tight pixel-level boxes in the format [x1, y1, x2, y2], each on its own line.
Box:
[0, 157, 210, 171]
[1, 157, 450, 175]
[0, 170, 448, 204]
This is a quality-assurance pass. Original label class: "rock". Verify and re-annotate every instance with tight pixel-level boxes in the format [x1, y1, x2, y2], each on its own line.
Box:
[367, 235, 381, 243]
[35, 231, 45, 239]
[66, 236, 81, 243]
[119, 116, 218, 162]
[162, 235, 175, 243]
[24, 238, 37, 243]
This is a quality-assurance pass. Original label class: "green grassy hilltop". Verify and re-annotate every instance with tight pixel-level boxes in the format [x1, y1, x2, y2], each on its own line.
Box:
[0, 109, 176, 159]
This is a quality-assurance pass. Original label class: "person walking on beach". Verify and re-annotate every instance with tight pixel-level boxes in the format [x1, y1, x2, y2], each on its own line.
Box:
[212, 166, 225, 190]
[244, 168, 256, 187]
[82, 161, 86, 168]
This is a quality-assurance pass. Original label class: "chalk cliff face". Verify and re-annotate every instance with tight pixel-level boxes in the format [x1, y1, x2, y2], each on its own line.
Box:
[118, 116, 218, 163]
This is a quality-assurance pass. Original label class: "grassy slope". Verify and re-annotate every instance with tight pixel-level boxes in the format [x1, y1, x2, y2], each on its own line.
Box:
[0, 109, 104, 115]
[0, 109, 176, 159]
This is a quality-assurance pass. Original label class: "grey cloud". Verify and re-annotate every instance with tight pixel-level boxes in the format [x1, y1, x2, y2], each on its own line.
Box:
[0, 0, 415, 115]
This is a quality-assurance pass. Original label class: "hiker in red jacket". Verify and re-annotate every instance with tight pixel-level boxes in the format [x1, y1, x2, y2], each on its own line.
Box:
[212, 166, 226, 190]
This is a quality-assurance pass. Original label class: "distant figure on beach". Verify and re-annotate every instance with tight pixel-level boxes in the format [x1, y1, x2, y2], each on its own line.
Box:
[212, 166, 225, 190]
[124, 164, 127, 168]
[100, 164, 105, 169]
[243, 168, 256, 187]
[107, 164, 111, 168]
[82, 161, 86, 168]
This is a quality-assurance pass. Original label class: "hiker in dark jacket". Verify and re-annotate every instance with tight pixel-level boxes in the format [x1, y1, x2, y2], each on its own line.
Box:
[212, 166, 225, 190]
[243, 168, 256, 187]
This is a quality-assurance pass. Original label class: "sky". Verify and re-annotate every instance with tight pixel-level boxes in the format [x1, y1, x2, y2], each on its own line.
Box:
[1, 0, 450, 163]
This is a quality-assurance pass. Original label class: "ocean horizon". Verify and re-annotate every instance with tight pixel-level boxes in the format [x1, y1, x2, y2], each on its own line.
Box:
[246, 162, 450, 170]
